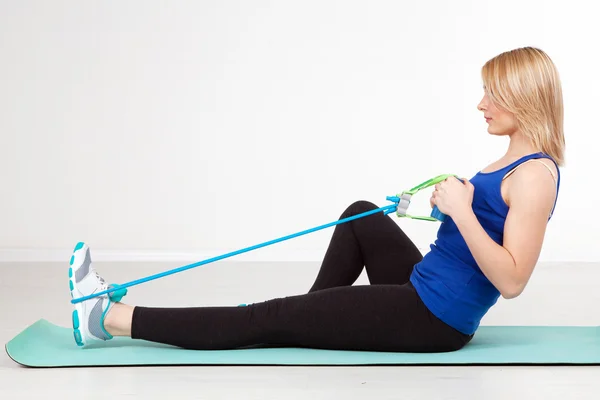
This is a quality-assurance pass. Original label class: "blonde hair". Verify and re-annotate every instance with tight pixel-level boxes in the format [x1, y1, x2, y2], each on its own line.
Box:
[481, 47, 565, 166]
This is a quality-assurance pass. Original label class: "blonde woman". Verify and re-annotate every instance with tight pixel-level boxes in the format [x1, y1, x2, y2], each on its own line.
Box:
[69, 46, 564, 352]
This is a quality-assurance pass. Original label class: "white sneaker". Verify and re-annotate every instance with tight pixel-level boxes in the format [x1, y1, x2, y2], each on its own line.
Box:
[68, 242, 117, 347]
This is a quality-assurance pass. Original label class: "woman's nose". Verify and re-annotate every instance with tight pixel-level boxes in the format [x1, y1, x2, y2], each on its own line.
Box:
[477, 98, 487, 111]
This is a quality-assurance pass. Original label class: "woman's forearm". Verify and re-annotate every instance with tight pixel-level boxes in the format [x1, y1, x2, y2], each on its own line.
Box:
[452, 209, 521, 299]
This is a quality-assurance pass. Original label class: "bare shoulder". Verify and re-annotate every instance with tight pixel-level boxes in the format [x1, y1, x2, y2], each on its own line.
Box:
[504, 158, 558, 211]
[531, 157, 559, 180]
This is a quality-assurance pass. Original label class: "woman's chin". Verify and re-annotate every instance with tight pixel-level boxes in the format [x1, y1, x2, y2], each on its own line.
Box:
[487, 127, 509, 137]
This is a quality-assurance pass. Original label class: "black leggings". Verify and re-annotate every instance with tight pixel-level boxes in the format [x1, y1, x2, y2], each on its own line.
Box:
[131, 201, 473, 352]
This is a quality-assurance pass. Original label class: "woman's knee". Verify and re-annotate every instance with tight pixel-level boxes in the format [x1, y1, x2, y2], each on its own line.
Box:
[341, 200, 378, 218]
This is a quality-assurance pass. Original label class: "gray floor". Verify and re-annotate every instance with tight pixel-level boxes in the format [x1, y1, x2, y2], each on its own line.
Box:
[2, 261, 600, 399]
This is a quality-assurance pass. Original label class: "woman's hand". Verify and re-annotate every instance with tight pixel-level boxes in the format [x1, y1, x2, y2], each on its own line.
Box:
[431, 177, 475, 220]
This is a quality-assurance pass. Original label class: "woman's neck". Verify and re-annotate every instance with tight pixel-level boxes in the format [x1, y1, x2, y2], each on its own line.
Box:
[505, 130, 538, 158]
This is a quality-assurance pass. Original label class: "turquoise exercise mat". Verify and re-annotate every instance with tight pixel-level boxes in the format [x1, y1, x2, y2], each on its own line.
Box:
[6, 319, 600, 367]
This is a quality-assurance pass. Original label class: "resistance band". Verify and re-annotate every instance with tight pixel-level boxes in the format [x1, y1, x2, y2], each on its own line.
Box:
[71, 174, 458, 304]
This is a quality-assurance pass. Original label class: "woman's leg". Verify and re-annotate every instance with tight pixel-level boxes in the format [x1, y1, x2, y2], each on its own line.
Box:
[105, 283, 471, 353]
[309, 200, 423, 292]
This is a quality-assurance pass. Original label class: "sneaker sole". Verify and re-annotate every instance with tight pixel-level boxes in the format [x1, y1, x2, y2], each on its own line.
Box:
[69, 242, 87, 347]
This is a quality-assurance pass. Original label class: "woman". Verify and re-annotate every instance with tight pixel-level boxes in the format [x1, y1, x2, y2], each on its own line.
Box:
[69, 46, 564, 352]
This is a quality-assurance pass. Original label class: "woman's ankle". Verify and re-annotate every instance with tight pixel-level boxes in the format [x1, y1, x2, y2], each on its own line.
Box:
[104, 302, 134, 337]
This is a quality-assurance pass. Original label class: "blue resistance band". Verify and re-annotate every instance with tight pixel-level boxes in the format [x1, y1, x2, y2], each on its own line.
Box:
[71, 174, 456, 304]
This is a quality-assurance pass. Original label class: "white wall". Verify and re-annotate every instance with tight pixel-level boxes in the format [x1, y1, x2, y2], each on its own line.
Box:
[1, 0, 598, 263]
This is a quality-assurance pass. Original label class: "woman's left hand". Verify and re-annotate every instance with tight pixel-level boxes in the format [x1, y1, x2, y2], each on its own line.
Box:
[431, 177, 475, 219]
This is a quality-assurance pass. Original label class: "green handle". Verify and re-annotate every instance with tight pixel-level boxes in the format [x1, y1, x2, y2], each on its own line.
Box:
[403, 174, 458, 196]
[397, 174, 460, 221]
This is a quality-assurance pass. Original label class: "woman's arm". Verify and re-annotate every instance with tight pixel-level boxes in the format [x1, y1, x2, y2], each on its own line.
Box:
[452, 161, 557, 299]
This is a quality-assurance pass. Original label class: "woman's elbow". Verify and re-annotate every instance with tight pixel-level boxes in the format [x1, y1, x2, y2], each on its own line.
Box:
[500, 281, 526, 299]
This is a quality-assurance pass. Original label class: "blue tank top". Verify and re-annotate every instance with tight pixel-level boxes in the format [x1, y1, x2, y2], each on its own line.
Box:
[409, 152, 561, 335]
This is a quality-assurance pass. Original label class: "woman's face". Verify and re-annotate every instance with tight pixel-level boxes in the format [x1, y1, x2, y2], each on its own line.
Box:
[477, 91, 519, 136]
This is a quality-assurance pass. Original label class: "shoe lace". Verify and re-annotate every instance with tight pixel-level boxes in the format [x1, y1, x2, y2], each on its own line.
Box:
[94, 270, 108, 289]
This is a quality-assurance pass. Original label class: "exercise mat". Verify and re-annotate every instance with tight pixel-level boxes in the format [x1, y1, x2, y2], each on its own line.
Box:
[6, 319, 600, 367]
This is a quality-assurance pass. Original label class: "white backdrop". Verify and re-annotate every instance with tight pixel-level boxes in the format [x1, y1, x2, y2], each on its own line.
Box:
[1, 0, 598, 262]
